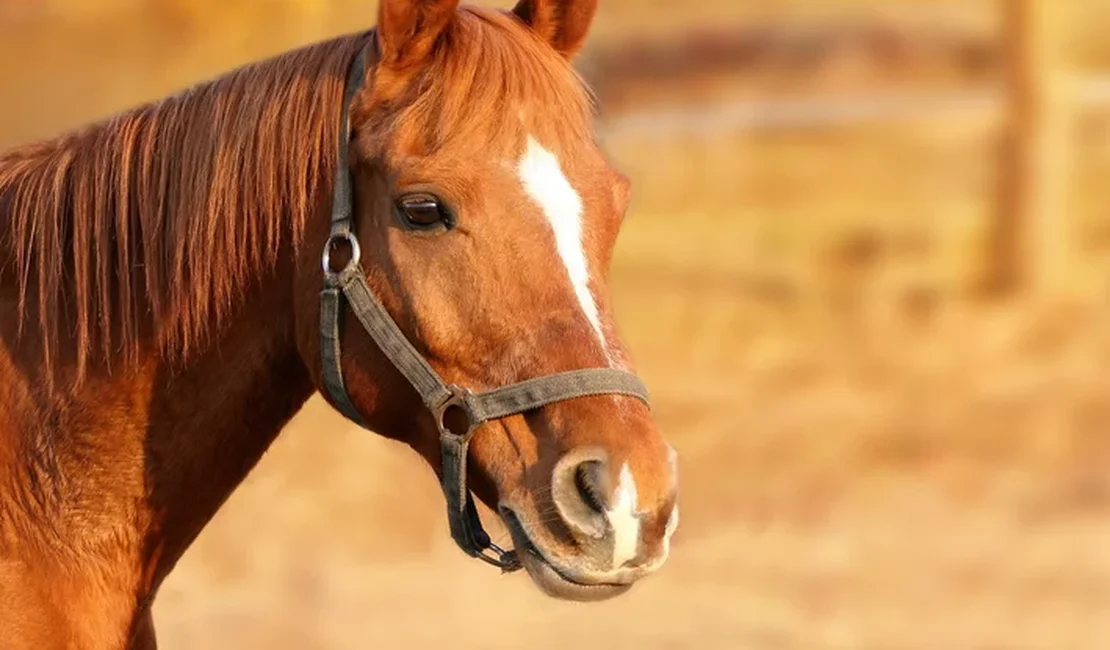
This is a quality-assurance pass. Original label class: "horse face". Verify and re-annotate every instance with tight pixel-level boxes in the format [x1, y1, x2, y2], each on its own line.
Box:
[312, 0, 678, 601]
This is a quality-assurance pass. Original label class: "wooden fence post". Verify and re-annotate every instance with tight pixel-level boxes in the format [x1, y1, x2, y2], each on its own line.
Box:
[989, 0, 1074, 298]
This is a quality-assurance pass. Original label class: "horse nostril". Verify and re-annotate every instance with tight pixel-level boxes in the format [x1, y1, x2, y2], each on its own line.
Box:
[574, 460, 609, 514]
[552, 453, 612, 539]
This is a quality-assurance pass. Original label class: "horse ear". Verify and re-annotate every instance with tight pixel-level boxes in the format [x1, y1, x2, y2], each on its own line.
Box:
[376, 0, 461, 70]
[511, 0, 599, 59]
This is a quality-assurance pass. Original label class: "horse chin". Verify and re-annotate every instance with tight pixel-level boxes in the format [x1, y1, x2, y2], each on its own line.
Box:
[499, 507, 633, 603]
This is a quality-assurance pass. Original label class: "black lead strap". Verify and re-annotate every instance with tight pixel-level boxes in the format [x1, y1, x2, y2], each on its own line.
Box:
[319, 44, 651, 573]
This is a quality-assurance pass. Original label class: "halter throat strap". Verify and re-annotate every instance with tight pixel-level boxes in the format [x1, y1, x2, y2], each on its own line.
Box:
[319, 44, 651, 572]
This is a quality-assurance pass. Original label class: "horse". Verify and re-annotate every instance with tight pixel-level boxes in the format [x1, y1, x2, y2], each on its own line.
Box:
[0, 0, 680, 647]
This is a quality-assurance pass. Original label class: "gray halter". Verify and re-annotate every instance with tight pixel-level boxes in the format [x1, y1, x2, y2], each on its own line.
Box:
[319, 43, 651, 571]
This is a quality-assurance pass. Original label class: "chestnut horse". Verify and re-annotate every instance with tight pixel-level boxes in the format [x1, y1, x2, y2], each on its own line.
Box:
[0, 1, 679, 648]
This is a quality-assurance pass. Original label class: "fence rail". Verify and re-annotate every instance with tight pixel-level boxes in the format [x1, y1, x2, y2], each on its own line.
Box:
[603, 1, 1086, 300]
[600, 75, 1110, 138]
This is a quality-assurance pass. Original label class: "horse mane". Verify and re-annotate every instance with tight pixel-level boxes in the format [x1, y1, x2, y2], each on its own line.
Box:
[0, 5, 595, 391]
[0, 32, 370, 387]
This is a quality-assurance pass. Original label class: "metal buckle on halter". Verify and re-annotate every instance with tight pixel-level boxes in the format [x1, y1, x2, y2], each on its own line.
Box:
[321, 231, 362, 283]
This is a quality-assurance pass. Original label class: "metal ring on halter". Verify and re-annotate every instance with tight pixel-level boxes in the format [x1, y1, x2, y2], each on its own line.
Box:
[434, 384, 478, 440]
[321, 232, 362, 282]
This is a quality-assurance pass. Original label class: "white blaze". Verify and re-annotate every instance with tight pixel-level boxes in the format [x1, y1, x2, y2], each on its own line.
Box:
[606, 463, 641, 567]
[517, 136, 609, 360]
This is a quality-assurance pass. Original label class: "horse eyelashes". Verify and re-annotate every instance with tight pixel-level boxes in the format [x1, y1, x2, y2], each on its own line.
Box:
[397, 193, 450, 229]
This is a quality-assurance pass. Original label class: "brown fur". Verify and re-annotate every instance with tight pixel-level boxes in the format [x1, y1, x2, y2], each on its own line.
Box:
[0, 2, 677, 647]
[360, 6, 596, 158]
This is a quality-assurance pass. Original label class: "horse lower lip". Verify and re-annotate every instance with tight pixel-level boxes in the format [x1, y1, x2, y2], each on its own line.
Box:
[500, 507, 629, 591]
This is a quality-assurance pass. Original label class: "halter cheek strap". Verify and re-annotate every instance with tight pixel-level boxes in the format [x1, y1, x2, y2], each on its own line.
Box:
[319, 45, 651, 572]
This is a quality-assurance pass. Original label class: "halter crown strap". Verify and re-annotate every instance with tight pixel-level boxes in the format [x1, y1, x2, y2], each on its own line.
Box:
[319, 44, 372, 427]
[319, 43, 651, 572]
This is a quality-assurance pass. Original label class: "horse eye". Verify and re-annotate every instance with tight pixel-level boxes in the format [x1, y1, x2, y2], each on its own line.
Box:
[397, 194, 448, 228]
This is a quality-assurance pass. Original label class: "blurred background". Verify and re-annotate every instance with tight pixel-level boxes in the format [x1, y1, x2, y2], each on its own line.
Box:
[4, 0, 1110, 648]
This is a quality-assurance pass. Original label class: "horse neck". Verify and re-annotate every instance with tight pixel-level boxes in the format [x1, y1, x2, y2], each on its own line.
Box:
[137, 270, 316, 583]
[0, 252, 315, 594]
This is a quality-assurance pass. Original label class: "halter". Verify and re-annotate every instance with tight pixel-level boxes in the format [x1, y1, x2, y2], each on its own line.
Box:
[318, 44, 651, 572]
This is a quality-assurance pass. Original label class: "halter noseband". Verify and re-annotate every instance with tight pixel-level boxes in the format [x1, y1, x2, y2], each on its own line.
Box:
[319, 45, 651, 572]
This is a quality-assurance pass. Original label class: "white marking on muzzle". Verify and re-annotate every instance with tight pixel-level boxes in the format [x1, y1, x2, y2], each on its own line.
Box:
[665, 504, 680, 540]
[607, 463, 640, 568]
[665, 445, 680, 544]
[517, 136, 610, 362]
